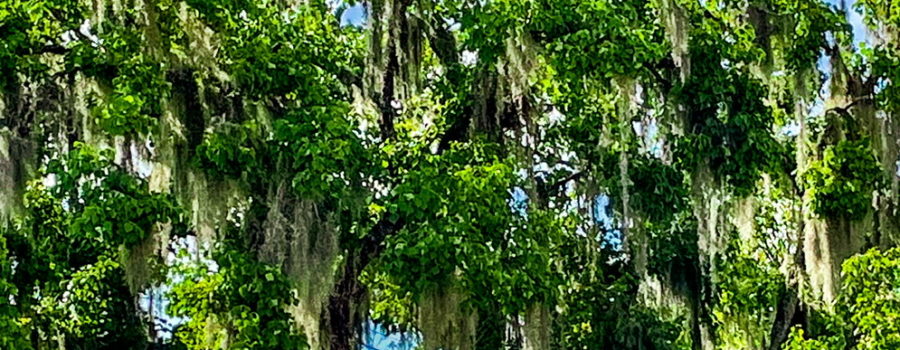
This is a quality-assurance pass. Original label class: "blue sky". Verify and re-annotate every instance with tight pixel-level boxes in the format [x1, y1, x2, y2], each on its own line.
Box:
[331, 1, 366, 27]
[362, 321, 419, 350]
[832, 0, 870, 49]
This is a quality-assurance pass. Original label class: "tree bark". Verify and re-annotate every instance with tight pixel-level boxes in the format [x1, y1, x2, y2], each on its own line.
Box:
[325, 216, 405, 350]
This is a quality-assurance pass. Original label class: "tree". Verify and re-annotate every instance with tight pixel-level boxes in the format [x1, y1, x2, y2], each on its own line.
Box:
[1, 0, 899, 349]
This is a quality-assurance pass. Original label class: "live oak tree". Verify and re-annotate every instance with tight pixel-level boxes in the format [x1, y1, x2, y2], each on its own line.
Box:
[1, 0, 899, 349]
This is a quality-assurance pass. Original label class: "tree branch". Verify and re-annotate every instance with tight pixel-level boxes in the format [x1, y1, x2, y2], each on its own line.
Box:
[642, 59, 674, 92]
[547, 171, 584, 196]
[16, 44, 69, 56]
[825, 96, 874, 116]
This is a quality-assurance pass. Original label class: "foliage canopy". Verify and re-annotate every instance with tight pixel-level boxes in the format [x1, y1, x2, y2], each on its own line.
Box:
[1, 0, 899, 349]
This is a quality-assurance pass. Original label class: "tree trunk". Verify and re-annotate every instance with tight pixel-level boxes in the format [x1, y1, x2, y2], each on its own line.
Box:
[326, 259, 364, 350]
